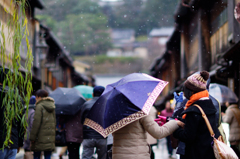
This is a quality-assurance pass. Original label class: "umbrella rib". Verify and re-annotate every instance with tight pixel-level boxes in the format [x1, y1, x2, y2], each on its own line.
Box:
[113, 81, 158, 106]
[114, 80, 159, 87]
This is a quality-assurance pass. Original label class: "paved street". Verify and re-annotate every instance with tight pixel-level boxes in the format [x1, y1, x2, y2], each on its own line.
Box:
[16, 138, 178, 159]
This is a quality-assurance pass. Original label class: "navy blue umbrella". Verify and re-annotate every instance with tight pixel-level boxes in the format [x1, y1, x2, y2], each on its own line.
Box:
[49, 87, 86, 115]
[84, 73, 168, 138]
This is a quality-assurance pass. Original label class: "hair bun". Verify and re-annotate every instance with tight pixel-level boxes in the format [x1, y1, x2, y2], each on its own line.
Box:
[200, 71, 209, 81]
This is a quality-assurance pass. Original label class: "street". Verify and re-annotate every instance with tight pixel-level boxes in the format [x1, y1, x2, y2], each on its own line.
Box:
[16, 138, 178, 159]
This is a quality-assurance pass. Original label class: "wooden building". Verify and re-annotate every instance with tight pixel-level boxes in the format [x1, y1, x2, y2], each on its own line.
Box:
[39, 24, 89, 92]
[0, 0, 88, 93]
[0, 0, 45, 93]
[151, 0, 240, 109]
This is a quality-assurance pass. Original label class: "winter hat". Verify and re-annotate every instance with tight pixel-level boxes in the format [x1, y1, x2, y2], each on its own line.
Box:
[184, 71, 209, 92]
[93, 86, 105, 97]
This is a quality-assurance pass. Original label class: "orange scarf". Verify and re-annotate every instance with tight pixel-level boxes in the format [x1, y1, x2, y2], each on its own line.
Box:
[182, 90, 209, 119]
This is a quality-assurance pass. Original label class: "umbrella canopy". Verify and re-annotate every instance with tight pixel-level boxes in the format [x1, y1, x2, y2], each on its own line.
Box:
[84, 73, 168, 138]
[74, 85, 93, 99]
[209, 83, 239, 104]
[49, 87, 86, 115]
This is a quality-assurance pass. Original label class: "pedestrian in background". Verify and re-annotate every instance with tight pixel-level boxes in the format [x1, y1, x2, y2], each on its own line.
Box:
[65, 109, 84, 159]
[81, 86, 107, 159]
[173, 71, 220, 159]
[106, 134, 113, 159]
[30, 89, 56, 159]
[146, 106, 158, 159]
[161, 101, 174, 158]
[23, 95, 36, 159]
[222, 101, 240, 157]
[0, 68, 24, 159]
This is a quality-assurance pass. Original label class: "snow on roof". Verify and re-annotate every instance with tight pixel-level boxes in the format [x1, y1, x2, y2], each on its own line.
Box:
[111, 29, 135, 40]
[149, 27, 174, 37]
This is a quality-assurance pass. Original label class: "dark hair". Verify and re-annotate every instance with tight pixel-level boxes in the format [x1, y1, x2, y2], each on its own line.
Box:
[183, 86, 193, 100]
[165, 101, 170, 105]
[35, 89, 48, 98]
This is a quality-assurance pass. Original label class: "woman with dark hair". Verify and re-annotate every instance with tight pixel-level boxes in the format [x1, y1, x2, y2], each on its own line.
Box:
[30, 89, 56, 159]
[173, 71, 220, 159]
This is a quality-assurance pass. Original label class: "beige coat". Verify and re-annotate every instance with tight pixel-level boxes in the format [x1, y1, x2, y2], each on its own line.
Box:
[222, 104, 240, 143]
[146, 107, 158, 145]
[112, 114, 178, 159]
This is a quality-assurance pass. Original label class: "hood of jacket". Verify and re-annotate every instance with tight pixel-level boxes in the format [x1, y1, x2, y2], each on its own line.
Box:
[228, 104, 238, 109]
[36, 97, 55, 112]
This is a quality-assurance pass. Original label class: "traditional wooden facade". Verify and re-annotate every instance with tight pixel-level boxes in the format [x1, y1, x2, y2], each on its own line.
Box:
[151, 0, 240, 109]
[0, 0, 45, 93]
[39, 25, 89, 92]
[0, 0, 89, 93]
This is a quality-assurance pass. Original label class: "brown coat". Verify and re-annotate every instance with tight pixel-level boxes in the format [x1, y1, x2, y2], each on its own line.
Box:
[112, 114, 179, 159]
[222, 104, 240, 143]
[65, 110, 83, 143]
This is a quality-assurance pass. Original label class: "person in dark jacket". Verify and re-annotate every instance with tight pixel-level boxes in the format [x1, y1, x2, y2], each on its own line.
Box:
[81, 86, 106, 159]
[23, 95, 36, 159]
[30, 89, 56, 159]
[173, 71, 220, 159]
[0, 68, 24, 159]
[173, 72, 227, 158]
[64, 109, 84, 159]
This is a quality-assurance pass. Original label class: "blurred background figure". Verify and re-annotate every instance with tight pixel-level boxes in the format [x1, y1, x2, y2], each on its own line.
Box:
[64, 108, 84, 159]
[30, 89, 56, 159]
[56, 116, 67, 159]
[81, 86, 106, 159]
[23, 95, 36, 159]
[147, 106, 158, 159]
[106, 134, 113, 159]
[222, 101, 240, 157]
[161, 101, 174, 158]
[49, 87, 86, 159]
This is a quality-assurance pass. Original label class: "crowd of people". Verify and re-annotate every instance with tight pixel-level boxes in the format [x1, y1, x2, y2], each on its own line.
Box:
[0, 70, 240, 159]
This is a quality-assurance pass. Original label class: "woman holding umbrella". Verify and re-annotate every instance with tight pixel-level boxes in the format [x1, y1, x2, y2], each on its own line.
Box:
[83, 73, 185, 159]
[112, 109, 184, 159]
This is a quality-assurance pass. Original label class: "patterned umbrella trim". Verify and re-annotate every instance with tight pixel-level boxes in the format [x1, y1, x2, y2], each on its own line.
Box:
[84, 80, 168, 138]
[84, 111, 147, 138]
[142, 81, 168, 114]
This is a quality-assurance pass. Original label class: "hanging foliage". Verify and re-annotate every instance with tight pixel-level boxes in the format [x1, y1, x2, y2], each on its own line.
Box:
[0, 0, 33, 148]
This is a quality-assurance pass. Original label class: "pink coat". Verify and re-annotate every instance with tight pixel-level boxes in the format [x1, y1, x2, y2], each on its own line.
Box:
[161, 109, 173, 117]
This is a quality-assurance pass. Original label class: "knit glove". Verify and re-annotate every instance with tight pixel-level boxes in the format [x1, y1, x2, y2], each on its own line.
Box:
[174, 92, 183, 103]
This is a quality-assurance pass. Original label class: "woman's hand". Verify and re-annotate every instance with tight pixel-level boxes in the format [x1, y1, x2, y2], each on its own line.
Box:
[177, 120, 185, 128]
[221, 112, 225, 116]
